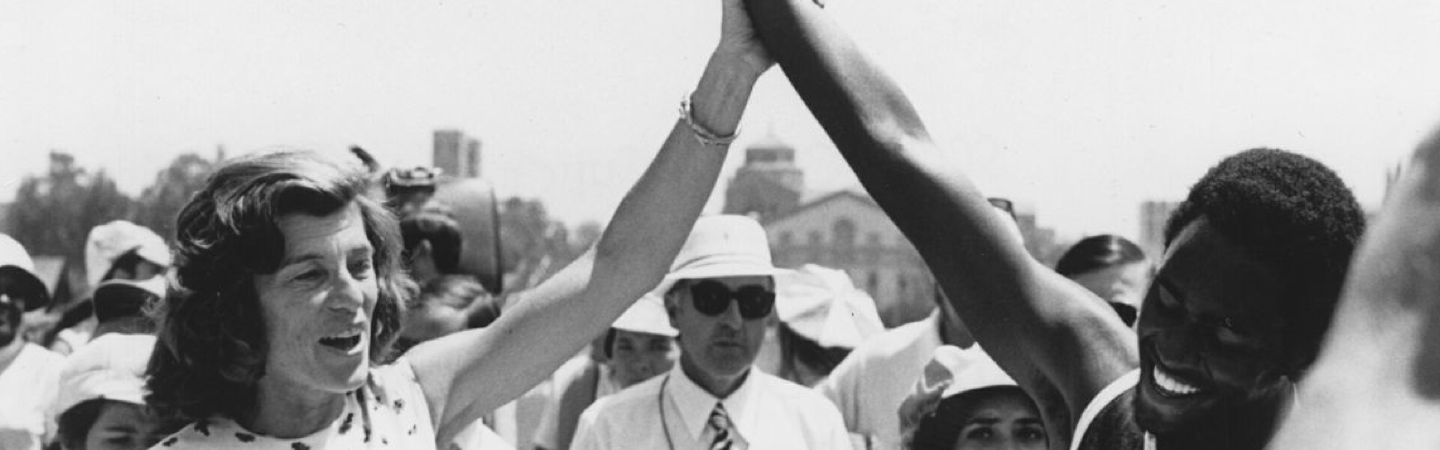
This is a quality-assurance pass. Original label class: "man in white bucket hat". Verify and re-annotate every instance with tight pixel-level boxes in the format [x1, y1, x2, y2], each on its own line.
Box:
[572, 215, 851, 450]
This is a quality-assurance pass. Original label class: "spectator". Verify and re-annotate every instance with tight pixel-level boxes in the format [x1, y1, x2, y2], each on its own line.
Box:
[571, 215, 852, 450]
[48, 222, 170, 355]
[144, 3, 771, 446]
[0, 233, 63, 450]
[400, 212, 463, 284]
[899, 346, 1046, 450]
[392, 275, 500, 356]
[89, 277, 165, 339]
[393, 276, 511, 450]
[761, 264, 884, 387]
[814, 205, 1021, 450]
[532, 293, 678, 450]
[52, 334, 178, 450]
[1055, 235, 1149, 327]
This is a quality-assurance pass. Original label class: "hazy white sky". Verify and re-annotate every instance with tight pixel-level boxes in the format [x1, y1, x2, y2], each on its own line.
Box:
[3, 0, 1438, 241]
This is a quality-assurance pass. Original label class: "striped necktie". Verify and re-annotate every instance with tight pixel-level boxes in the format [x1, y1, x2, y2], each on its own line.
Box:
[708, 403, 735, 450]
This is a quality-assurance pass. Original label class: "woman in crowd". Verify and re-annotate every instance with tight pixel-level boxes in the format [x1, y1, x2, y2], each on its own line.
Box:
[901, 347, 1048, 450]
[53, 334, 177, 450]
[1054, 235, 1149, 327]
[743, 1, 1365, 449]
[143, 1, 773, 447]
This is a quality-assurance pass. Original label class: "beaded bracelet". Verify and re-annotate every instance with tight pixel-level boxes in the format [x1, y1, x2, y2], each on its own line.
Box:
[679, 93, 740, 147]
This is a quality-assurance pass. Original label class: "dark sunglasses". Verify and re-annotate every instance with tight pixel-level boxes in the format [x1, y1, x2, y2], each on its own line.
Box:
[687, 280, 775, 319]
[1110, 302, 1138, 327]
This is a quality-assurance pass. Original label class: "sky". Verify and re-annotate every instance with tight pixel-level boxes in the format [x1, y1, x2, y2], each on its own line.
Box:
[3, 0, 1439, 242]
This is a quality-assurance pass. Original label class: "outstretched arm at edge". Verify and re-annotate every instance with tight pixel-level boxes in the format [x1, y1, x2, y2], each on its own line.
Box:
[1268, 123, 1440, 449]
[744, 0, 1135, 437]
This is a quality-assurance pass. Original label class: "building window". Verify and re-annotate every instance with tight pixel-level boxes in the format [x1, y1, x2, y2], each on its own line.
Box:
[833, 218, 856, 263]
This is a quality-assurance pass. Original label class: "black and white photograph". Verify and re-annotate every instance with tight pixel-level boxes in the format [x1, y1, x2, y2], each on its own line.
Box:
[2, 1, 1439, 449]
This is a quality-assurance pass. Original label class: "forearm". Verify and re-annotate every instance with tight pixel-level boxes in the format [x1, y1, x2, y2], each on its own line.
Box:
[746, 0, 1135, 421]
[414, 51, 764, 442]
[1270, 126, 1440, 449]
[744, 0, 1026, 282]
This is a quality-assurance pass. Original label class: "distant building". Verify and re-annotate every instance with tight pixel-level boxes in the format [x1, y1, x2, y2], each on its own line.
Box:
[722, 133, 804, 222]
[1138, 200, 1181, 260]
[433, 129, 482, 178]
[762, 191, 934, 328]
[1013, 207, 1065, 266]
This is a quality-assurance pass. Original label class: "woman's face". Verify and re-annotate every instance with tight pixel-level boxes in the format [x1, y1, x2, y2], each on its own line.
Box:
[951, 390, 1046, 450]
[82, 402, 166, 450]
[608, 330, 678, 388]
[253, 203, 378, 395]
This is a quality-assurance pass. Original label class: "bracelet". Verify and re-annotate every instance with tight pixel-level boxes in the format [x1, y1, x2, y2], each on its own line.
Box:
[678, 93, 740, 147]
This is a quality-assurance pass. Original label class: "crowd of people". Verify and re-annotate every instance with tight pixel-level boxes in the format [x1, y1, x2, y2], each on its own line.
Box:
[0, 0, 1436, 449]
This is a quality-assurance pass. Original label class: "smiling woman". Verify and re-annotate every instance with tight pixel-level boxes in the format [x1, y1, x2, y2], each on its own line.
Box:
[143, 1, 772, 447]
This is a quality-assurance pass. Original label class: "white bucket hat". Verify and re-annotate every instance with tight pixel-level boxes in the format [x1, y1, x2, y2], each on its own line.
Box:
[0, 233, 50, 311]
[51, 333, 155, 420]
[611, 293, 678, 337]
[84, 221, 171, 288]
[653, 215, 786, 297]
[774, 264, 885, 349]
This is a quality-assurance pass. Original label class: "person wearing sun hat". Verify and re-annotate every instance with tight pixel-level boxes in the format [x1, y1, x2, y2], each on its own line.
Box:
[816, 204, 1022, 450]
[756, 264, 884, 387]
[89, 275, 166, 339]
[898, 346, 1047, 450]
[83, 221, 171, 291]
[51, 333, 177, 450]
[533, 293, 680, 450]
[49, 221, 172, 354]
[0, 233, 64, 450]
[571, 215, 852, 450]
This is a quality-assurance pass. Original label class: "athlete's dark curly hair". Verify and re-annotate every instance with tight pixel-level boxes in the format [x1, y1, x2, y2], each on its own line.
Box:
[1163, 148, 1365, 374]
[145, 151, 408, 423]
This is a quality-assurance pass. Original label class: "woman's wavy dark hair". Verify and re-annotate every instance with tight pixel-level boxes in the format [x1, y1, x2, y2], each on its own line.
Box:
[144, 150, 408, 423]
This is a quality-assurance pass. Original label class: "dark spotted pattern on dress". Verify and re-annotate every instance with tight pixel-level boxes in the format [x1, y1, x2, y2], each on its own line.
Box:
[408, 424, 417, 435]
[363, 426, 372, 442]
[339, 412, 355, 434]
[393, 398, 404, 411]
[235, 432, 255, 442]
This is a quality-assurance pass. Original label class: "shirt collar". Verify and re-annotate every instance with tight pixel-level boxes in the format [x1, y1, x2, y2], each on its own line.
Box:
[665, 363, 759, 440]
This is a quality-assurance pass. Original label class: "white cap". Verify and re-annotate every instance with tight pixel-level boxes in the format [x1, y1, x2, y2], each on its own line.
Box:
[654, 215, 786, 295]
[917, 345, 1017, 400]
[51, 334, 155, 419]
[0, 234, 49, 311]
[611, 293, 678, 337]
[85, 221, 170, 288]
[774, 264, 885, 349]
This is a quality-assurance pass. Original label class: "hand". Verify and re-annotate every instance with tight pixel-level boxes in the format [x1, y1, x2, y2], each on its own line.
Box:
[717, 0, 774, 77]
